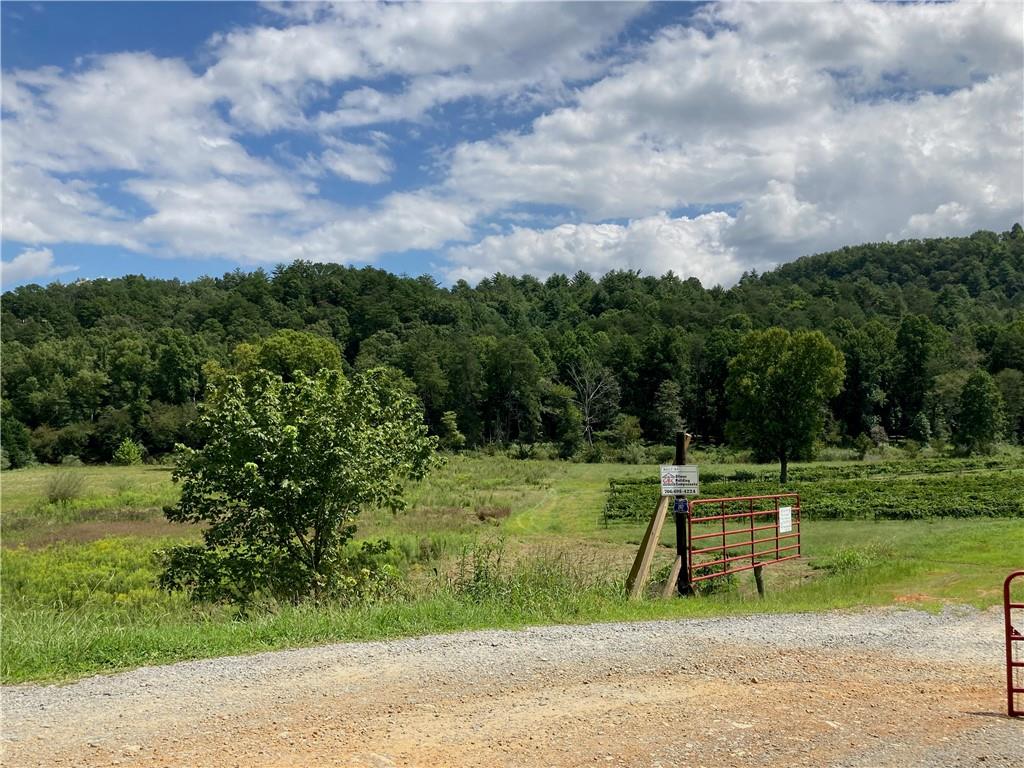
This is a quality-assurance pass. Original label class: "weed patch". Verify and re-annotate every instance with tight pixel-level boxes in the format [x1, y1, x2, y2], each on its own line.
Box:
[45, 471, 85, 506]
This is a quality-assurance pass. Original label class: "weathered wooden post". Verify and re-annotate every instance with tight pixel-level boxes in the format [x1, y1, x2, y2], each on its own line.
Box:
[626, 497, 670, 599]
[628, 431, 698, 600]
[662, 431, 694, 598]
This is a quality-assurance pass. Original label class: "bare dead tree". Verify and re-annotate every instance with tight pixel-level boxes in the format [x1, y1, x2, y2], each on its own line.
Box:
[564, 362, 621, 446]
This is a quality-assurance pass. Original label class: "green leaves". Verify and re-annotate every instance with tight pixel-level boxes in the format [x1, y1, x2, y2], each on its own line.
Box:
[162, 367, 438, 605]
[954, 369, 1004, 454]
[726, 328, 845, 482]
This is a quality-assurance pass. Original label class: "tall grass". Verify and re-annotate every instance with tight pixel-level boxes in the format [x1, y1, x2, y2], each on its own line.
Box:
[4, 453, 1024, 683]
[45, 471, 86, 506]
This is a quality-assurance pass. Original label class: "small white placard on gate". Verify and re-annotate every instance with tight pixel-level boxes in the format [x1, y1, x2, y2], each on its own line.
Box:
[778, 506, 793, 534]
[660, 465, 699, 496]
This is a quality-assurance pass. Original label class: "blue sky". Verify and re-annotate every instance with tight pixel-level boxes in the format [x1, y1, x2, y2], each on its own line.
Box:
[2, 1, 1021, 290]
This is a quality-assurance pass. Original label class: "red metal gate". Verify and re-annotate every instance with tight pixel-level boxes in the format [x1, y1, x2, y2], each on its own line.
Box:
[687, 494, 801, 584]
[1005, 570, 1024, 718]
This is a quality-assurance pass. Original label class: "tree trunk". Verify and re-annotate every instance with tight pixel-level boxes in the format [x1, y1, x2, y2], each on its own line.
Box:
[779, 451, 789, 485]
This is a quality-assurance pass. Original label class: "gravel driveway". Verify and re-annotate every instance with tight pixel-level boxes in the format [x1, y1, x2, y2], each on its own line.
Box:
[3, 606, 1021, 767]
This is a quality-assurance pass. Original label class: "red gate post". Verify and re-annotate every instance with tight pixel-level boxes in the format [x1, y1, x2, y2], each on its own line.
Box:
[1004, 570, 1024, 718]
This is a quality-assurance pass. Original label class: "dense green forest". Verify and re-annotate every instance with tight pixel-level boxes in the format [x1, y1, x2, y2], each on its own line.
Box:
[2, 226, 1023, 467]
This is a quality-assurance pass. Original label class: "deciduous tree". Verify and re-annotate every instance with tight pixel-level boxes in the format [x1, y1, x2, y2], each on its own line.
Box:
[160, 368, 438, 604]
[726, 328, 845, 483]
[256, 329, 342, 381]
[953, 370, 1004, 454]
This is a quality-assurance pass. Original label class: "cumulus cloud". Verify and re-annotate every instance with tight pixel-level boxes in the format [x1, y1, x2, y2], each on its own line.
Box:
[320, 139, 394, 184]
[445, 212, 742, 286]
[1, 2, 637, 268]
[1, 165, 138, 248]
[207, 2, 641, 131]
[1, 1, 1021, 283]
[1, 248, 77, 286]
[2, 53, 265, 179]
[444, 0, 1022, 273]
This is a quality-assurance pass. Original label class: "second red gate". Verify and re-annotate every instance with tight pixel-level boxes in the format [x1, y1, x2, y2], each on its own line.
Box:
[687, 493, 801, 584]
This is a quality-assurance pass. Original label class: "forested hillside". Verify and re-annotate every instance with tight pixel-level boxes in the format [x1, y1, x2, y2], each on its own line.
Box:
[3, 227, 1023, 466]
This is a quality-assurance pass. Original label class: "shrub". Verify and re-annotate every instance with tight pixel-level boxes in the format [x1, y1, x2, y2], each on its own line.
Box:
[509, 441, 536, 460]
[620, 441, 647, 465]
[582, 442, 605, 463]
[649, 444, 677, 463]
[46, 471, 86, 506]
[30, 422, 91, 464]
[475, 505, 511, 523]
[112, 438, 144, 466]
[909, 413, 932, 445]
[448, 541, 507, 601]
[853, 433, 872, 460]
[333, 540, 404, 605]
[446, 542, 615, 607]
[438, 411, 466, 452]
[869, 424, 889, 447]
[1, 410, 34, 468]
[813, 544, 894, 575]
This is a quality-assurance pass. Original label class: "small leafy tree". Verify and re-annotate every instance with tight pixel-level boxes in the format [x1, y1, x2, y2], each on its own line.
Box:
[438, 410, 466, 451]
[994, 368, 1024, 443]
[543, 382, 583, 459]
[953, 370, 1003, 455]
[160, 368, 438, 604]
[0, 404, 34, 468]
[726, 328, 845, 483]
[908, 412, 932, 445]
[652, 380, 684, 442]
[113, 437, 144, 465]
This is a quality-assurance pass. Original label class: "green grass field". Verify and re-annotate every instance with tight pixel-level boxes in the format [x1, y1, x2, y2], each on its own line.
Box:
[2, 453, 1022, 683]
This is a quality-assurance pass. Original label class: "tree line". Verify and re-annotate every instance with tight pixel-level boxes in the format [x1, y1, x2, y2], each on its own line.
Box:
[2, 225, 1023, 467]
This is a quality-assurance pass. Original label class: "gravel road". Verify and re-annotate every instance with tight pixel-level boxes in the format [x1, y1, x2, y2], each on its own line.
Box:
[3, 606, 1021, 767]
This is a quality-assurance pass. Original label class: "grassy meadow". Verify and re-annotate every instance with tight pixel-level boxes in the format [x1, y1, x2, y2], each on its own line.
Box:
[2, 451, 1023, 683]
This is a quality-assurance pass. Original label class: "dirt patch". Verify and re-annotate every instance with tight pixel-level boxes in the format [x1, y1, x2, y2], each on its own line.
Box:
[5, 518, 194, 548]
[475, 505, 511, 523]
[895, 593, 938, 604]
[3, 609, 1021, 767]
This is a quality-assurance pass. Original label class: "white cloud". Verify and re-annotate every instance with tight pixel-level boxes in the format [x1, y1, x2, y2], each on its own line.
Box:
[1, 1, 1021, 283]
[1, 2, 637, 268]
[730, 181, 837, 248]
[207, 2, 641, 131]
[444, 1, 1023, 275]
[445, 211, 741, 287]
[1, 43, 473, 264]
[121, 176, 471, 264]
[902, 202, 976, 239]
[3, 53, 266, 179]
[283, 192, 474, 263]
[706, 1, 1022, 95]
[0, 247, 77, 286]
[1, 165, 139, 248]
[320, 139, 394, 184]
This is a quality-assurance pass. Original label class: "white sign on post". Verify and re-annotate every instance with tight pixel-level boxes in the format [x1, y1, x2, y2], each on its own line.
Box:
[778, 506, 793, 534]
[660, 465, 699, 496]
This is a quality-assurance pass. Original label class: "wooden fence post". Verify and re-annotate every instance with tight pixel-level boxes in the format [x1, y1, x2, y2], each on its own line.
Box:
[626, 495, 670, 599]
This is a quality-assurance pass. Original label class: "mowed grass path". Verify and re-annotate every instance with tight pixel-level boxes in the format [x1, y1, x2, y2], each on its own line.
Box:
[2, 455, 1022, 682]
